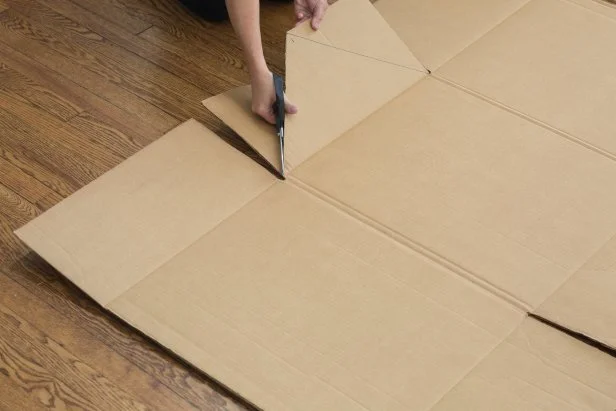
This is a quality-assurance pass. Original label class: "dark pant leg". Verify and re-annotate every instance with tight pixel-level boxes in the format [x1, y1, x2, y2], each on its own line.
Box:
[178, 0, 229, 22]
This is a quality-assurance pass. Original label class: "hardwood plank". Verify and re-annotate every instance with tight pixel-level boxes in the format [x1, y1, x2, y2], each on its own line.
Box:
[3, 3, 209, 121]
[0, 88, 123, 167]
[0, 11, 179, 138]
[0, 61, 81, 121]
[0, 156, 57, 205]
[0, 95, 120, 188]
[35, 0, 238, 94]
[0, 183, 37, 266]
[0, 183, 39, 226]
[0, 301, 151, 411]
[0, 40, 171, 145]
[0, 210, 28, 266]
[138, 25, 249, 89]
[4, 254, 252, 411]
[0, 144, 77, 200]
[33, 191, 64, 212]
[70, 0, 151, 34]
[0, 373, 48, 411]
[0, 273, 200, 411]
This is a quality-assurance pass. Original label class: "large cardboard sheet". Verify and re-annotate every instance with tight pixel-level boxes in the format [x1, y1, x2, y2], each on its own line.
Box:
[15, 0, 616, 408]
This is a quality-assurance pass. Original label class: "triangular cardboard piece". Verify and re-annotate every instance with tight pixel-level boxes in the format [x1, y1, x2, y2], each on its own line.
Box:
[288, 0, 426, 71]
[282, 35, 424, 171]
[204, 0, 425, 174]
[374, 0, 530, 70]
[203, 85, 282, 172]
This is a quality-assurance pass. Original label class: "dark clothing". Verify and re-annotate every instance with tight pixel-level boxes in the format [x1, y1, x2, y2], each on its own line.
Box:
[179, 0, 293, 22]
[179, 0, 229, 21]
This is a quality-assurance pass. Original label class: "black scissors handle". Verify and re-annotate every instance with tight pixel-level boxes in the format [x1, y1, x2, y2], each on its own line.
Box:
[273, 73, 285, 137]
[272, 73, 285, 177]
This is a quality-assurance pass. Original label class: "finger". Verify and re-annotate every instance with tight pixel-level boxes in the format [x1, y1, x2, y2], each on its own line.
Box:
[295, 16, 310, 27]
[284, 97, 298, 114]
[254, 106, 276, 125]
[311, 2, 327, 29]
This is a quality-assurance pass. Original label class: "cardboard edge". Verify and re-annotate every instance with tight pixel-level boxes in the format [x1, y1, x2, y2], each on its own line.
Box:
[528, 314, 616, 357]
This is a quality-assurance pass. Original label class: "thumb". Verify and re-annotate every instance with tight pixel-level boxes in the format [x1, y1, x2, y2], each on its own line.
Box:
[311, 2, 327, 30]
[285, 97, 298, 114]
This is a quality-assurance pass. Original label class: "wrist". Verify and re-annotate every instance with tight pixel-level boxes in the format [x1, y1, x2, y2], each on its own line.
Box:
[248, 57, 269, 80]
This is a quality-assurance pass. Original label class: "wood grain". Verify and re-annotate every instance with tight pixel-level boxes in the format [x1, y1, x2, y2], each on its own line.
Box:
[36, 0, 237, 93]
[0, 273, 203, 411]
[0, 0, 290, 408]
[0, 155, 57, 205]
[0, 301, 151, 410]
[0, 11, 180, 137]
[1, 5, 205, 121]
[0, 40, 170, 146]
[0, 144, 77, 200]
[0, 210, 28, 265]
[0, 373, 48, 411]
[0, 93, 119, 188]
[0, 61, 81, 121]
[4, 255, 252, 410]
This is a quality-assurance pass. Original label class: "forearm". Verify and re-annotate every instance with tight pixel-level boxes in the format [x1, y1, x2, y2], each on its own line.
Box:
[225, 0, 268, 78]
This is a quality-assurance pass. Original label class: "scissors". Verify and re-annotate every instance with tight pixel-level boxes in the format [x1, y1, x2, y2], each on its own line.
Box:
[272, 73, 286, 178]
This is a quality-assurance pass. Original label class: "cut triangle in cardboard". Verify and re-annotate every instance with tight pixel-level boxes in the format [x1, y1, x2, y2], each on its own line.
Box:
[203, 0, 426, 174]
[13, 0, 616, 409]
[287, 0, 426, 71]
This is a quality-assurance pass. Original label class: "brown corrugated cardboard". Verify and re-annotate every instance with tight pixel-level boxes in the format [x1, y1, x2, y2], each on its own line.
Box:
[374, 0, 530, 70]
[204, 0, 426, 172]
[436, 0, 616, 157]
[433, 318, 616, 411]
[16, 120, 274, 305]
[14, 0, 616, 408]
[536, 234, 616, 349]
[293, 76, 616, 310]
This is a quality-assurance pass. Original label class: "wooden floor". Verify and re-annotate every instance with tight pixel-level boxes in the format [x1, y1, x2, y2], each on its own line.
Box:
[0, 0, 294, 409]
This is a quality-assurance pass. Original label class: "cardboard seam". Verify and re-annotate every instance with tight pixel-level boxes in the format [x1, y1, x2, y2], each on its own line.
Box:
[561, 0, 616, 20]
[108, 300, 266, 411]
[432, 75, 616, 163]
[434, 0, 533, 70]
[310, 229, 521, 340]
[102, 179, 277, 308]
[539, 230, 616, 303]
[513, 322, 616, 397]
[286, 33, 428, 74]
[421, 325, 512, 411]
[115, 289, 378, 411]
[287, 176, 531, 312]
[118, 244, 410, 410]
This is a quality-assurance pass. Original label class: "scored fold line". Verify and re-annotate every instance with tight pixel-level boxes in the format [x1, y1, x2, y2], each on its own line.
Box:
[286, 33, 429, 74]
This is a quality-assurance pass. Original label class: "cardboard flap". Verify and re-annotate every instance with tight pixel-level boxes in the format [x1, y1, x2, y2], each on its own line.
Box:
[536, 233, 616, 350]
[288, 0, 426, 71]
[282, 35, 424, 171]
[204, 0, 425, 174]
[203, 85, 282, 172]
[109, 182, 522, 411]
[437, 0, 616, 157]
[375, 0, 530, 70]
[15, 120, 274, 306]
[433, 318, 616, 410]
[294, 77, 616, 309]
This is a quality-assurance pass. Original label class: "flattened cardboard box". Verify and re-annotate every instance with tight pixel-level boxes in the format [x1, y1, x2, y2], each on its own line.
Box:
[15, 0, 616, 409]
